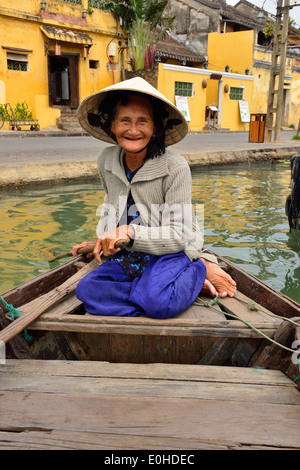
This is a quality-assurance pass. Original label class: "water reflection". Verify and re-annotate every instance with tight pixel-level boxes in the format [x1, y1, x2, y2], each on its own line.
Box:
[0, 184, 103, 292]
[0, 161, 299, 302]
[191, 161, 299, 301]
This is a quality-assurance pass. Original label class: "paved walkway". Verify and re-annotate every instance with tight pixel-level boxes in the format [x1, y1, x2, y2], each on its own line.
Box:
[1, 126, 299, 187]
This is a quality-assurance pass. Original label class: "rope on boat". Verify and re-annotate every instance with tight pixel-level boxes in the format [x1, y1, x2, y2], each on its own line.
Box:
[195, 294, 300, 382]
[232, 296, 300, 327]
[0, 296, 32, 343]
[193, 295, 300, 355]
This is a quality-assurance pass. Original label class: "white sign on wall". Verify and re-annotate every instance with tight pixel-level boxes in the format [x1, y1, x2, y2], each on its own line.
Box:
[239, 100, 250, 123]
[175, 96, 191, 122]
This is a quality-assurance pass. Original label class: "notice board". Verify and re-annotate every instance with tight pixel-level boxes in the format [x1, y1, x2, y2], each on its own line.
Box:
[239, 100, 250, 123]
[175, 96, 191, 122]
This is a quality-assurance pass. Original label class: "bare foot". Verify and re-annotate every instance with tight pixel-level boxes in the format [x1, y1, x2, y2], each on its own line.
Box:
[200, 258, 236, 297]
[201, 279, 218, 297]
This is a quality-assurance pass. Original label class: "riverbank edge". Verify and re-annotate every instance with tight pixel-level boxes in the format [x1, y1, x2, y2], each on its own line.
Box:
[0, 147, 298, 189]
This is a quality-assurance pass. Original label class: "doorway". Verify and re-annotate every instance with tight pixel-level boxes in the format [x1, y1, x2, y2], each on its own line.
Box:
[205, 75, 223, 128]
[48, 54, 79, 109]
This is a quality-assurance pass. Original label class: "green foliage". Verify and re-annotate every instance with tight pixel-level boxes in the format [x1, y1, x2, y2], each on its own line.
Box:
[0, 102, 33, 120]
[14, 102, 33, 119]
[263, 18, 300, 38]
[0, 103, 12, 121]
[98, 0, 174, 70]
[129, 20, 156, 70]
[263, 20, 274, 38]
[98, 0, 132, 30]
[98, 0, 174, 33]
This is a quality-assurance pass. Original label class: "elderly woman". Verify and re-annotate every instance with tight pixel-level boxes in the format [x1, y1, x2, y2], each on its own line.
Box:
[73, 77, 236, 318]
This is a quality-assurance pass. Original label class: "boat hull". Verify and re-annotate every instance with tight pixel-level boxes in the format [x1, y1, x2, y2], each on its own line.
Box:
[1, 252, 300, 373]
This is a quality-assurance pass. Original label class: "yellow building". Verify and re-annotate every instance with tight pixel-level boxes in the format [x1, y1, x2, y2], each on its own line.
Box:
[155, 30, 254, 132]
[0, 0, 124, 129]
[252, 37, 300, 128]
[156, 62, 253, 132]
[206, 29, 300, 130]
[1, 1, 299, 134]
[0, 0, 258, 133]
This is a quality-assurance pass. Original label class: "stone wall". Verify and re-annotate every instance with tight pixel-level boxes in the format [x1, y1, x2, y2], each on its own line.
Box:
[163, 0, 221, 57]
[123, 64, 159, 88]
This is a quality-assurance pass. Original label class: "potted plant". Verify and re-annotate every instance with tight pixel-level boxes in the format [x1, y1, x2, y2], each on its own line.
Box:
[98, 0, 174, 84]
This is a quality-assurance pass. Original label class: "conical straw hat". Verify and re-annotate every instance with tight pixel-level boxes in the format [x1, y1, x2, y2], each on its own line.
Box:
[77, 77, 188, 146]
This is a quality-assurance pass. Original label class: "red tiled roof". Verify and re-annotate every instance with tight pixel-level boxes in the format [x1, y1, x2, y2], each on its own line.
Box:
[156, 33, 205, 63]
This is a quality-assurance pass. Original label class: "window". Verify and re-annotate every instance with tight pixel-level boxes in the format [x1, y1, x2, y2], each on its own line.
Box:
[175, 81, 193, 97]
[89, 60, 99, 69]
[7, 52, 28, 71]
[230, 87, 244, 100]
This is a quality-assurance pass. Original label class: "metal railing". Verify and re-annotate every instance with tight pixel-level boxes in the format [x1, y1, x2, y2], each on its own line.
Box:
[60, 0, 82, 5]
[88, 0, 101, 8]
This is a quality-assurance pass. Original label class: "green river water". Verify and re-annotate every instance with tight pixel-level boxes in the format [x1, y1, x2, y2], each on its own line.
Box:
[0, 160, 299, 303]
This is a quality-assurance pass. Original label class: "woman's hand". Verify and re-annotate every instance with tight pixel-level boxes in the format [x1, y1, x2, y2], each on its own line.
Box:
[93, 225, 134, 263]
[200, 258, 236, 297]
[72, 241, 96, 258]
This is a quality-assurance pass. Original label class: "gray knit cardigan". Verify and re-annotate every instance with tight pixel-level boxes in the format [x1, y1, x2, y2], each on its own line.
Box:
[96, 146, 217, 264]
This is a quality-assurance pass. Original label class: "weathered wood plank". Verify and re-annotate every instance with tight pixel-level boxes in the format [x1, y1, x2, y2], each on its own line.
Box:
[0, 429, 291, 450]
[28, 319, 280, 339]
[39, 293, 83, 318]
[254, 318, 300, 391]
[30, 312, 280, 330]
[1, 374, 299, 405]
[0, 307, 33, 360]
[0, 429, 244, 450]
[178, 300, 225, 320]
[220, 291, 278, 323]
[0, 259, 99, 344]
[210, 251, 300, 318]
[198, 337, 240, 365]
[26, 287, 282, 345]
[1, 360, 299, 450]
[0, 360, 294, 386]
[42, 293, 227, 321]
[30, 290, 279, 327]
[1, 390, 300, 448]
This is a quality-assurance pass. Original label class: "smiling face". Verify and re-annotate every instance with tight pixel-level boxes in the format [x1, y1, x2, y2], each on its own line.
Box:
[110, 94, 155, 161]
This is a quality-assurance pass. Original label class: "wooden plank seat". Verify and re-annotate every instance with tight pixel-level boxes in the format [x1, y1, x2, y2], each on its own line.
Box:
[28, 289, 281, 339]
[5, 278, 284, 365]
[1, 252, 298, 366]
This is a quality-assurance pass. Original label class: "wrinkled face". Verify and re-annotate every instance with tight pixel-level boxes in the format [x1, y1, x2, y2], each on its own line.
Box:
[110, 95, 154, 158]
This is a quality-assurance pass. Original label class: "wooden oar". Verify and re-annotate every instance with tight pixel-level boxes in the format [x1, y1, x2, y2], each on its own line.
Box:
[45, 243, 97, 262]
[0, 238, 129, 345]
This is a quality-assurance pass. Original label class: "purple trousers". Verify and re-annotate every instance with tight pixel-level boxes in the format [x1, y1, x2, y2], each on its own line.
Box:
[76, 251, 206, 319]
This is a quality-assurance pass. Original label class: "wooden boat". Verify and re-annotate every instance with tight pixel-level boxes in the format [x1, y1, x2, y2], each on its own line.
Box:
[1, 250, 300, 390]
[2, 250, 300, 450]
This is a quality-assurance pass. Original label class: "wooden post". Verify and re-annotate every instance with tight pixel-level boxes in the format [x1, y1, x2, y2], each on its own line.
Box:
[274, 0, 290, 142]
[265, 0, 290, 143]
